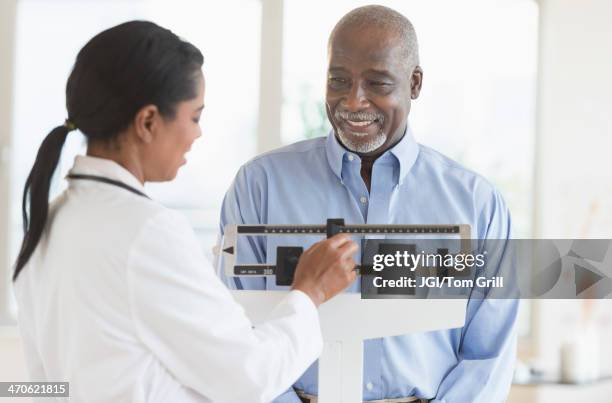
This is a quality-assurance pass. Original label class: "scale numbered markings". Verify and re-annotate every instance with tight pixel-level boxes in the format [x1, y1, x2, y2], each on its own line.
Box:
[226, 222, 468, 280]
[236, 225, 460, 235]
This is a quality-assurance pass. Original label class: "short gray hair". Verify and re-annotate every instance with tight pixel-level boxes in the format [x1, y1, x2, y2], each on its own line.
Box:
[329, 5, 420, 71]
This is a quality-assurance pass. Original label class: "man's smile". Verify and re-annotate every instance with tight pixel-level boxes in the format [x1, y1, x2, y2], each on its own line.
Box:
[334, 110, 384, 136]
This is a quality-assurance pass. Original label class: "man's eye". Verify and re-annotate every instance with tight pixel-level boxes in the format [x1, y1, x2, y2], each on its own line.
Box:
[370, 81, 391, 86]
[329, 77, 347, 84]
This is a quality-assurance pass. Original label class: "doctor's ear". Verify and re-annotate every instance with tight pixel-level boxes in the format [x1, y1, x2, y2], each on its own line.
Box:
[133, 104, 160, 143]
[410, 66, 423, 100]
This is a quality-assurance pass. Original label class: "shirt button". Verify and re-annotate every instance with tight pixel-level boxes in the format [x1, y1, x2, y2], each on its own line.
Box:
[360, 196, 368, 204]
[366, 382, 374, 391]
[347, 154, 354, 161]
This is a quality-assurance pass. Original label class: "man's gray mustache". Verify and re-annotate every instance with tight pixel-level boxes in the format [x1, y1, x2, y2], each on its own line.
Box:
[334, 110, 384, 123]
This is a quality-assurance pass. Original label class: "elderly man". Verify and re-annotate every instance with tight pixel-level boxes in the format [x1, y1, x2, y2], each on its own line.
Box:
[219, 5, 518, 403]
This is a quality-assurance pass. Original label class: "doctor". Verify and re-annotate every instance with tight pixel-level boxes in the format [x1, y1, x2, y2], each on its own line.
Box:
[12, 21, 357, 403]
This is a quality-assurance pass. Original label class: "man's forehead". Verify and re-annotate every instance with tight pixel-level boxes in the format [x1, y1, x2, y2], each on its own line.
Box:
[330, 47, 402, 62]
[328, 64, 397, 78]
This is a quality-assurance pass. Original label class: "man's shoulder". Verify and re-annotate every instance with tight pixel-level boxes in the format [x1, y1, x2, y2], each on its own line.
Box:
[417, 144, 500, 198]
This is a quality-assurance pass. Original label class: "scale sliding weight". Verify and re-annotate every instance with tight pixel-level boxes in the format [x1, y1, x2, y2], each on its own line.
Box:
[222, 218, 472, 285]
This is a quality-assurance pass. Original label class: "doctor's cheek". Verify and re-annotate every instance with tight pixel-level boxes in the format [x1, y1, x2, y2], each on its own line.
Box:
[185, 127, 201, 161]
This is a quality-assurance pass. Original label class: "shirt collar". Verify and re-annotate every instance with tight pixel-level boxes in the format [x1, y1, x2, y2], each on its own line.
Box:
[67, 155, 147, 194]
[325, 125, 420, 185]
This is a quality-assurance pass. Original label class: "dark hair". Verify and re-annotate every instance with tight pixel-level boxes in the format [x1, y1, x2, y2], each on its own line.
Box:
[13, 20, 204, 281]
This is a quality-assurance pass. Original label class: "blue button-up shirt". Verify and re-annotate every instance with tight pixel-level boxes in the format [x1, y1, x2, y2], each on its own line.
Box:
[218, 128, 518, 402]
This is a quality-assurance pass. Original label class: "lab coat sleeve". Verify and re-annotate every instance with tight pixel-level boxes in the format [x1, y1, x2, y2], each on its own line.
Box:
[126, 209, 323, 403]
[430, 191, 519, 403]
[217, 164, 267, 290]
[15, 289, 46, 383]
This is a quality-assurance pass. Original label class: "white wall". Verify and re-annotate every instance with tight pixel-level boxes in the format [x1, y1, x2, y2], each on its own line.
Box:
[0, 0, 16, 326]
[532, 0, 612, 377]
[257, 0, 284, 153]
[534, 0, 612, 239]
[0, 2, 27, 400]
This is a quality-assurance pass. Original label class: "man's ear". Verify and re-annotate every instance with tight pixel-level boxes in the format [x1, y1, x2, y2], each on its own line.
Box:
[133, 104, 160, 143]
[410, 66, 423, 100]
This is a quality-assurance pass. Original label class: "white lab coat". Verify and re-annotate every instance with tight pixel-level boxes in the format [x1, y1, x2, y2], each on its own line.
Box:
[14, 155, 322, 403]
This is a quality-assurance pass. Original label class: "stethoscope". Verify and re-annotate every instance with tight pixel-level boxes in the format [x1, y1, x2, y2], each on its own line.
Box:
[66, 174, 150, 199]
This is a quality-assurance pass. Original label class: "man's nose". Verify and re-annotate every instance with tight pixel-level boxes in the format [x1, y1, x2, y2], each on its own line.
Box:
[343, 83, 369, 111]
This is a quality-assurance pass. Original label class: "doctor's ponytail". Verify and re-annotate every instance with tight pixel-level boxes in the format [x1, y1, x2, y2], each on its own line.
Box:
[13, 125, 72, 280]
[13, 21, 203, 280]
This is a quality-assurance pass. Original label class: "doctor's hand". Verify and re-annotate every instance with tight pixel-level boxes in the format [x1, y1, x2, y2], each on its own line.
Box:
[291, 234, 358, 307]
